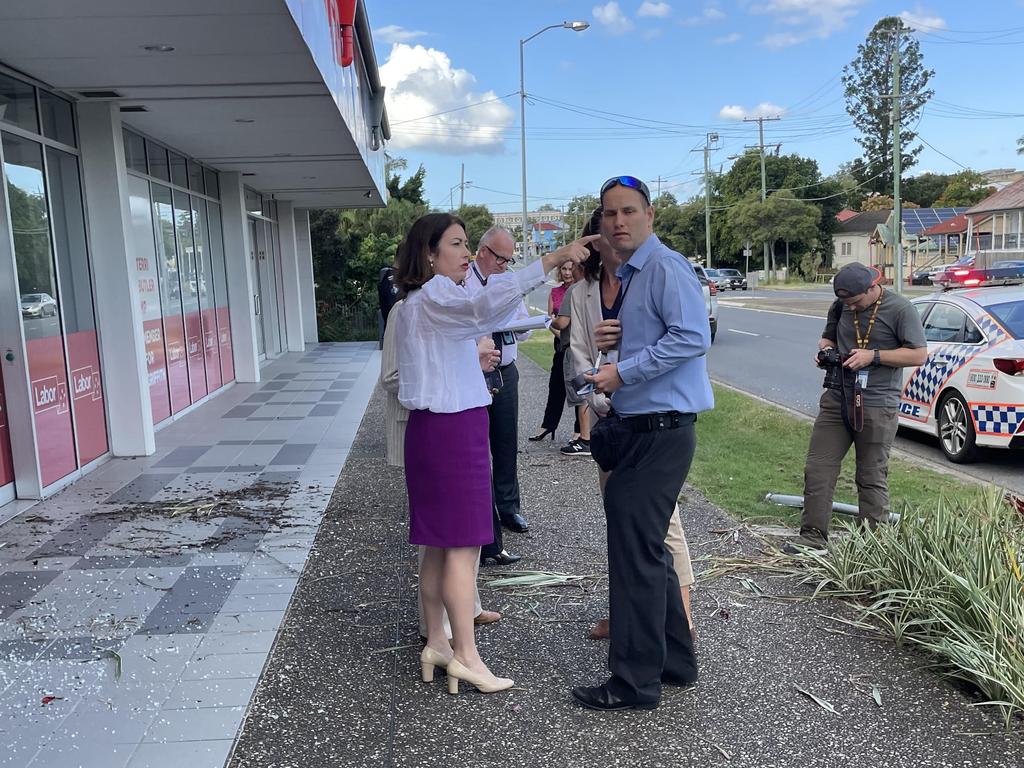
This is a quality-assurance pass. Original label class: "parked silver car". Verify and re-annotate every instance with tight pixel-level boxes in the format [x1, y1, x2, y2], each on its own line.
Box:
[20, 293, 57, 318]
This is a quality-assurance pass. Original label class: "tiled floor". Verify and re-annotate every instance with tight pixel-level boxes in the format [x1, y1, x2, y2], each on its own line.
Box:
[0, 342, 379, 768]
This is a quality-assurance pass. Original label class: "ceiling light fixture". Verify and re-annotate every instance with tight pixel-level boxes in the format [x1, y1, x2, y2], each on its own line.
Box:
[141, 44, 175, 52]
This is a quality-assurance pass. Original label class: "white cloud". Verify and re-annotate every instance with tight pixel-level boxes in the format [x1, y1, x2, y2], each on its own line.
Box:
[638, 1, 672, 18]
[380, 44, 515, 155]
[718, 102, 786, 120]
[373, 25, 427, 44]
[751, 0, 866, 48]
[713, 32, 742, 44]
[681, 6, 726, 26]
[593, 2, 635, 33]
[899, 8, 947, 31]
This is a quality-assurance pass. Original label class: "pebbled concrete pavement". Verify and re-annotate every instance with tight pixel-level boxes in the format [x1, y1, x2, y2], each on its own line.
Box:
[227, 357, 1024, 768]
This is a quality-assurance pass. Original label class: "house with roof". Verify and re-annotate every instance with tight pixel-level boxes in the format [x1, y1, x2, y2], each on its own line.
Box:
[832, 208, 968, 277]
[964, 178, 1024, 262]
[921, 214, 970, 262]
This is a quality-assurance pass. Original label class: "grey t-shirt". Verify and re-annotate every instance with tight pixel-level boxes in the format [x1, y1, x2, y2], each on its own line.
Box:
[824, 289, 927, 408]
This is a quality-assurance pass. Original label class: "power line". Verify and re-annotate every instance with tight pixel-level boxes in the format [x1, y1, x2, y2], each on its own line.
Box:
[916, 135, 971, 171]
[390, 92, 518, 125]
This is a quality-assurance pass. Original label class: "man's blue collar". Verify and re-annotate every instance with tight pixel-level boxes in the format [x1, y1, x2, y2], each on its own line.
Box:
[616, 233, 660, 279]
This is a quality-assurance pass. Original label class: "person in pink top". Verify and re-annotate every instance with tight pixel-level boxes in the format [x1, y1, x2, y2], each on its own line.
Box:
[529, 260, 582, 442]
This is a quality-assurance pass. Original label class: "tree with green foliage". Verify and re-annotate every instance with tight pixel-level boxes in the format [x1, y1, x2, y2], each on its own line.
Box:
[934, 171, 995, 208]
[310, 158, 429, 341]
[842, 16, 934, 194]
[902, 172, 954, 208]
[564, 194, 600, 238]
[727, 192, 820, 274]
[454, 204, 494, 251]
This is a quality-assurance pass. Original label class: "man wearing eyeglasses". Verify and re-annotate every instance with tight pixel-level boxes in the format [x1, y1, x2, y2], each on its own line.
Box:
[467, 226, 529, 567]
[572, 176, 713, 712]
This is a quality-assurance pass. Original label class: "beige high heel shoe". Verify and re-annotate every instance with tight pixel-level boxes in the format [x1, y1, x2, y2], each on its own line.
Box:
[420, 646, 452, 682]
[446, 658, 514, 694]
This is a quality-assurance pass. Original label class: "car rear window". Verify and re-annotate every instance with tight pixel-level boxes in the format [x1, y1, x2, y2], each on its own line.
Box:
[987, 300, 1024, 339]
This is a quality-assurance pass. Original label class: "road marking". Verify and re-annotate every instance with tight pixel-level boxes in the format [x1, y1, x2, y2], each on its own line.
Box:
[729, 329, 760, 337]
[719, 305, 825, 321]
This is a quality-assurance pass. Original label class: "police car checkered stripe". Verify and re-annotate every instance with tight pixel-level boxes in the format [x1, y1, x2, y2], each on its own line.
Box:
[903, 344, 977, 404]
[974, 313, 1008, 343]
[972, 405, 1024, 435]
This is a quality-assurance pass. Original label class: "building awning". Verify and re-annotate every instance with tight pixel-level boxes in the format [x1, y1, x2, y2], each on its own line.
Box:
[0, 0, 388, 209]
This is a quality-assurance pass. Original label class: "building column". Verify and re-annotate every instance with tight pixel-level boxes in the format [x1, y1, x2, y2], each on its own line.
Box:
[77, 102, 155, 457]
[295, 209, 319, 345]
[219, 172, 260, 382]
[274, 201, 305, 352]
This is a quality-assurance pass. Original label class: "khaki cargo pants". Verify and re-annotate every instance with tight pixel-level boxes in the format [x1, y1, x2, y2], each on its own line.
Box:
[801, 391, 900, 541]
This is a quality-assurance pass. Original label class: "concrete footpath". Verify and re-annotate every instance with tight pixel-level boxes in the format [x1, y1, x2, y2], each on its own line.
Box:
[228, 357, 1024, 768]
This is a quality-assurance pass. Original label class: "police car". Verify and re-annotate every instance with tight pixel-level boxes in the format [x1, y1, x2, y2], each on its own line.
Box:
[899, 284, 1024, 463]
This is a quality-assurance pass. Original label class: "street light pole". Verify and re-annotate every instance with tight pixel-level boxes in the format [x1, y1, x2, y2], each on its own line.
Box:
[520, 20, 589, 263]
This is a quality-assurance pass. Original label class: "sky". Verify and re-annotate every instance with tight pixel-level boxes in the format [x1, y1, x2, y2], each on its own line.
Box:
[369, 1, 1024, 214]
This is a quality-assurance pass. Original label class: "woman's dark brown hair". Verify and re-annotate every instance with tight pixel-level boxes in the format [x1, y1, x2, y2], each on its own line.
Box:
[580, 207, 603, 282]
[394, 213, 466, 294]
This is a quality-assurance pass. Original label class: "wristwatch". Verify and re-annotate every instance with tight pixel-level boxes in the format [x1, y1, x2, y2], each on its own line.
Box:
[873, 349, 881, 367]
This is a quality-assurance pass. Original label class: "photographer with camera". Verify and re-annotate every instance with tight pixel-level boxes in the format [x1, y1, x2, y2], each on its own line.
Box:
[785, 263, 927, 553]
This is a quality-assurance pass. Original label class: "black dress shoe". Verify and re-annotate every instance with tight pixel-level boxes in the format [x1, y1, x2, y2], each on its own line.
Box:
[500, 512, 529, 533]
[571, 683, 658, 711]
[480, 549, 522, 566]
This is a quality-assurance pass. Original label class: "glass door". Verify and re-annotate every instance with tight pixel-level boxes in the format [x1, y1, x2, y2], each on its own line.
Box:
[249, 218, 265, 357]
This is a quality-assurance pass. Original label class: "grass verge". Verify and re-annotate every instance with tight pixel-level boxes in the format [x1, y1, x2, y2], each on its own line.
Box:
[519, 338, 975, 524]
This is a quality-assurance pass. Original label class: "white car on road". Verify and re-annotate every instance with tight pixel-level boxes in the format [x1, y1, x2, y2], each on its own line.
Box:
[899, 285, 1024, 462]
[692, 264, 720, 343]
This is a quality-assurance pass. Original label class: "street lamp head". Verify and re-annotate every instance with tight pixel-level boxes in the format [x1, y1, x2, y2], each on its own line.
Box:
[564, 20, 590, 31]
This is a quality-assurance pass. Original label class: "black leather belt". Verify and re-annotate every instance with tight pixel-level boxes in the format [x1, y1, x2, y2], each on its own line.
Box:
[620, 411, 696, 432]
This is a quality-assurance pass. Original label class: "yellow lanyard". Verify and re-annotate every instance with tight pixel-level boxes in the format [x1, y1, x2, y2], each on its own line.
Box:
[853, 288, 883, 350]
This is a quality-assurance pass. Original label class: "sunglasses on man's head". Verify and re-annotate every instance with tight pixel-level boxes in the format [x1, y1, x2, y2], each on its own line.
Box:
[600, 176, 651, 204]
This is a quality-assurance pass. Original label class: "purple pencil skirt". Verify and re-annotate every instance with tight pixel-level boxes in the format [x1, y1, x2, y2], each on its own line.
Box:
[404, 407, 494, 548]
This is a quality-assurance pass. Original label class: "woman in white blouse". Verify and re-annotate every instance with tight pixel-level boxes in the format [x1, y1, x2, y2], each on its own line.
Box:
[395, 213, 594, 694]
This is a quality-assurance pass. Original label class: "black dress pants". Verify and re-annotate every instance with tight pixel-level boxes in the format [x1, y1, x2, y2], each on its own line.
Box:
[481, 362, 520, 557]
[603, 423, 698, 703]
[541, 341, 568, 433]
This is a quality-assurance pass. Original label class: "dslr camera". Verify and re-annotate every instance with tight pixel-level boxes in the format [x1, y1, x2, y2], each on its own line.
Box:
[816, 346, 852, 391]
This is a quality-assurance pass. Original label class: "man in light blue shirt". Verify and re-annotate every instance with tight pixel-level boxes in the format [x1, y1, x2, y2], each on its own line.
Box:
[573, 176, 713, 712]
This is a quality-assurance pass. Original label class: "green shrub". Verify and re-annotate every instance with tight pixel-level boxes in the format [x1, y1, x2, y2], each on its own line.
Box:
[797, 490, 1024, 725]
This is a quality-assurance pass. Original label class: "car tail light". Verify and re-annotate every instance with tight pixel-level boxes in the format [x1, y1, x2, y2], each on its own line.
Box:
[964, 278, 981, 286]
[994, 358, 1024, 375]
[708, 282, 718, 296]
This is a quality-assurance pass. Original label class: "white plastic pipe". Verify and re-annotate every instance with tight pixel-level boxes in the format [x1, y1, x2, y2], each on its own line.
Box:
[764, 493, 901, 524]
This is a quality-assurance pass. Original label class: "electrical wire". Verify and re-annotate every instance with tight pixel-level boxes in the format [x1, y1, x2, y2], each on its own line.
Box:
[389, 92, 518, 126]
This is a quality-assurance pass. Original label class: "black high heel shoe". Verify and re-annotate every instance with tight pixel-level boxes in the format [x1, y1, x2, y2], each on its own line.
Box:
[528, 429, 555, 442]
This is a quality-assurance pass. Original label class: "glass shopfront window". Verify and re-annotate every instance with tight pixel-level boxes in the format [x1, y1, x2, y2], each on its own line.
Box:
[207, 204, 234, 384]
[128, 175, 171, 423]
[46, 146, 107, 465]
[152, 184, 190, 414]
[122, 129, 233, 423]
[174, 190, 207, 402]
[191, 198, 221, 391]
[0, 73, 38, 133]
[3, 132, 77, 486]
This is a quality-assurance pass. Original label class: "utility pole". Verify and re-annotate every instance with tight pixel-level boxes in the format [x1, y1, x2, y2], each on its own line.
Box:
[459, 162, 466, 209]
[691, 133, 719, 268]
[656, 176, 662, 200]
[891, 29, 904, 294]
[745, 115, 781, 279]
